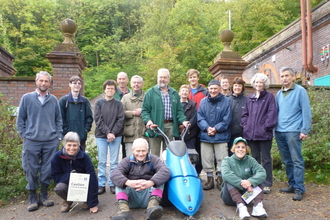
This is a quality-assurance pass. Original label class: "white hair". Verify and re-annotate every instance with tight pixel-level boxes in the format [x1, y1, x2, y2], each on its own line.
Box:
[157, 68, 170, 78]
[250, 73, 270, 89]
[132, 138, 149, 151]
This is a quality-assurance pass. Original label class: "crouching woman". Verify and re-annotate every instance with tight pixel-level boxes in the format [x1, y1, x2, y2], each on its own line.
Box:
[51, 132, 98, 213]
[220, 137, 267, 219]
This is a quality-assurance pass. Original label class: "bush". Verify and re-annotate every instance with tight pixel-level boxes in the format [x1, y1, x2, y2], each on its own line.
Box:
[0, 95, 26, 204]
[272, 87, 330, 184]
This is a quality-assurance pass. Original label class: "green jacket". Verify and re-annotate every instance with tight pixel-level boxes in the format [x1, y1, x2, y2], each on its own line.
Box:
[221, 154, 266, 192]
[141, 85, 187, 137]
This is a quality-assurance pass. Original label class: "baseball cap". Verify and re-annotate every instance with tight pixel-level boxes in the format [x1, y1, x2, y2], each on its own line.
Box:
[233, 137, 248, 145]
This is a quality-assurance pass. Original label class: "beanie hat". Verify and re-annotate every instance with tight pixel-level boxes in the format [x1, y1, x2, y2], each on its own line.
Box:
[208, 79, 220, 87]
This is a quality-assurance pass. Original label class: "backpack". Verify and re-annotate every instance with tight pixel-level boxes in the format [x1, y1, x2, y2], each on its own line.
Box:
[129, 154, 154, 171]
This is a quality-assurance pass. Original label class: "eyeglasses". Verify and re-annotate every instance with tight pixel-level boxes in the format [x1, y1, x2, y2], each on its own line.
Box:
[71, 82, 82, 85]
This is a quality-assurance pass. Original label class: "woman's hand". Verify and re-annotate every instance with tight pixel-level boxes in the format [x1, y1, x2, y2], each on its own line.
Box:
[240, 179, 252, 189]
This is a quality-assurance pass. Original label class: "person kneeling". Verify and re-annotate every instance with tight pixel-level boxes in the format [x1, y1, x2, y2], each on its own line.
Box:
[51, 132, 99, 213]
[220, 137, 267, 219]
[110, 138, 171, 220]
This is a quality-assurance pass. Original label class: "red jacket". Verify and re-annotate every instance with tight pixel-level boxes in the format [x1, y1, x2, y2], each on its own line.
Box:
[188, 84, 208, 109]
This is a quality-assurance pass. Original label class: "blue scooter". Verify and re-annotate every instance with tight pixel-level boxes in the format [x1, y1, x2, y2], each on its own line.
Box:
[149, 125, 203, 218]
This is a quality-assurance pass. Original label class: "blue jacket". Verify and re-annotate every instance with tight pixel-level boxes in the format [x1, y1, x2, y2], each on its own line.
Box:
[51, 148, 99, 208]
[197, 94, 232, 143]
[241, 90, 277, 141]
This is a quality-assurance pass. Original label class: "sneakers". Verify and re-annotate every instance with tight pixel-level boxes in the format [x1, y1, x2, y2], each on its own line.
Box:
[292, 189, 303, 201]
[27, 195, 38, 212]
[237, 203, 250, 219]
[216, 176, 223, 191]
[279, 185, 294, 193]
[251, 202, 268, 218]
[39, 192, 54, 207]
[98, 186, 105, 195]
[203, 176, 214, 190]
[263, 186, 271, 194]
[110, 186, 116, 194]
[61, 200, 73, 213]
[146, 196, 163, 220]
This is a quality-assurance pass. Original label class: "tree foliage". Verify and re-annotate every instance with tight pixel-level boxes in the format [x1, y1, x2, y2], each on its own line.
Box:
[0, 0, 325, 94]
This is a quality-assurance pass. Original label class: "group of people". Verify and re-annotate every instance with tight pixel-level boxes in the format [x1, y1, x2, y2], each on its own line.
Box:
[16, 66, 311, 220]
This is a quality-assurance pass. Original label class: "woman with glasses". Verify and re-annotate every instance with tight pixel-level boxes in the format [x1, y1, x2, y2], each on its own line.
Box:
[220, 137, 267, 219]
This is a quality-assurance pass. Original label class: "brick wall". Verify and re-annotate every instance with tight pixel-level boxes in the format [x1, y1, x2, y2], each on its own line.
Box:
[242, 1, 330, 85]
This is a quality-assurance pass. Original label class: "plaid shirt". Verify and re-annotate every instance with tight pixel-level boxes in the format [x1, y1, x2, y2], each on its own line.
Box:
[160, 87, 172, 120]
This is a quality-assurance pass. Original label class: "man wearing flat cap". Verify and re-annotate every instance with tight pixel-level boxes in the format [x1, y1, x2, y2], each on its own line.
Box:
[197, 79, 232, 190]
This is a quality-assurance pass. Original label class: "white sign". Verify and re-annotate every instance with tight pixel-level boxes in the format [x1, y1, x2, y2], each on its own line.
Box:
[67, 173, 90, 202]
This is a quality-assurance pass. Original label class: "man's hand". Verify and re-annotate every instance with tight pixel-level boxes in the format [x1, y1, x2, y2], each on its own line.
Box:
[300, 133, 308, 141]
[207, 127, 216, 136]
[125, 179, 154, 191]
[179, 124, 185, 133]
[133, 108, 142, 117]
[146, 120, 153, 129]
[107, 133, 115, 142]
[182, 121, 190, 128]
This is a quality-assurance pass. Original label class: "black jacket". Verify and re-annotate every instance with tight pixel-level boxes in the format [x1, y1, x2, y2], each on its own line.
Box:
[229, 93, 247, 137]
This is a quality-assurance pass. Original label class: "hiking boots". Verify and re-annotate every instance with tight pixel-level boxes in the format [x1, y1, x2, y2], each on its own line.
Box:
[111, 200, 134, 220]
[27, 195, 38, 212]
[292, 189, 303, 201]
[98, 186, 105, 195]
[279, 185, 294, 193]
[203, 176, 214, 190]
[251, 202, 267, 218]
[39, 192, 54, 207]
[146, 196, 163, 220]
[61, 200, 73, 213]
[237, 203, 250, 219]
[82, 202, 89, 210]
[216, 176, 223, 191]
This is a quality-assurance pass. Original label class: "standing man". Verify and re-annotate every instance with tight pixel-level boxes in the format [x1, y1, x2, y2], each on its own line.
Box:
[16, 71, 63, 212]
[186, 69, 208, 175]
[114, 72, 131, 159]
[59, 76, 93, 151]
[186, 69, 208, 109]
[142, 68, 189, 157]
[275, 67, 312, 201]
[114, 72, 131, 100]
[198, 79, 232, 190]
[121, 75, 146, 156]
[94, 79, 125, 195]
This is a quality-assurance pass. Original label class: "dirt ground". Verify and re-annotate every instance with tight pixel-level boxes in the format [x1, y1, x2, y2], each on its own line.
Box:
[1, 178, 329, 220]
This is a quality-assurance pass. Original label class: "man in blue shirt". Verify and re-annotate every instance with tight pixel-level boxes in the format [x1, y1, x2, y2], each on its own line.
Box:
[275, 67, 312, 201]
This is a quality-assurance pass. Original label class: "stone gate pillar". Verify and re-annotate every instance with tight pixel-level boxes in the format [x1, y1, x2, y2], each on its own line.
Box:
[46, 19, 87, 99]
[208, 29, 250, 82]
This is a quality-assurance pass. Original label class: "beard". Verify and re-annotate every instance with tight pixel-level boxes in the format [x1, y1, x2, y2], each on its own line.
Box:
[159, 83, 168, 88]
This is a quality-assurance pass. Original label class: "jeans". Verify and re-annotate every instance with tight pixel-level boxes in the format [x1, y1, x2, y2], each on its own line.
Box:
[96, 137, 122, 187]
[275, 132, 305, 193]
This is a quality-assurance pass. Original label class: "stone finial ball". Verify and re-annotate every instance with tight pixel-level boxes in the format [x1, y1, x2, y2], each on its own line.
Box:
[220, 29, 234, 42]
[60, 19, 77, 34]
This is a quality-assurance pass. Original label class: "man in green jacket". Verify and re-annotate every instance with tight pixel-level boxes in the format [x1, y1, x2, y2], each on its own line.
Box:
[142, 68, 189, 157]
